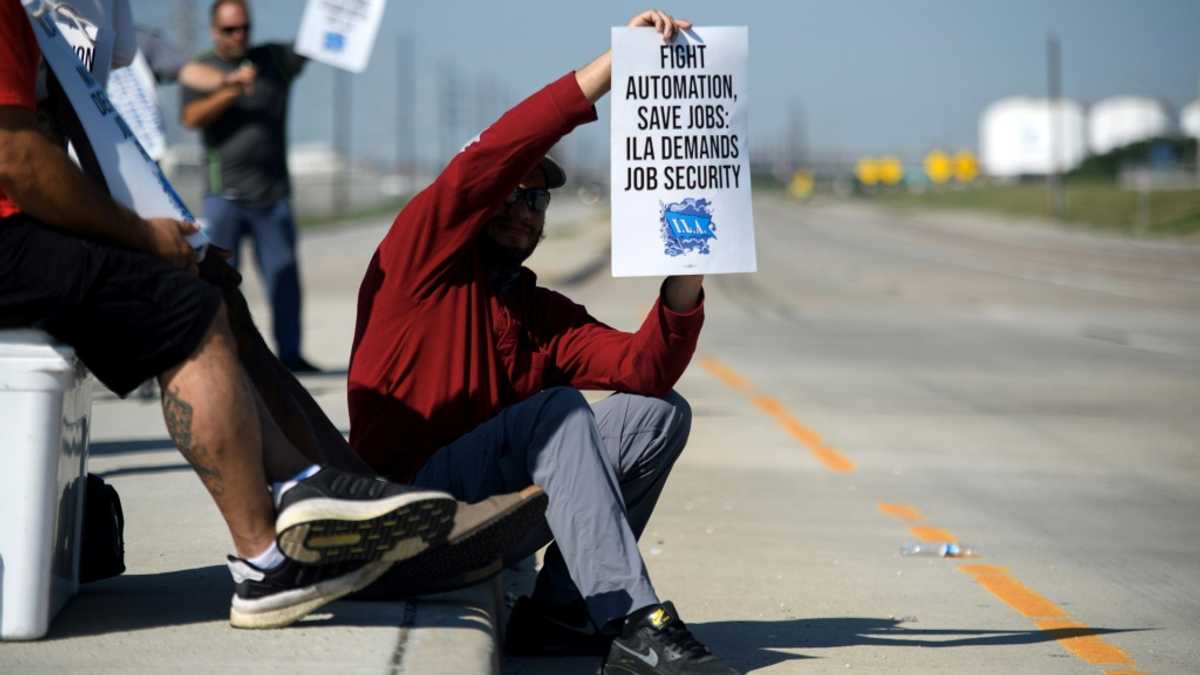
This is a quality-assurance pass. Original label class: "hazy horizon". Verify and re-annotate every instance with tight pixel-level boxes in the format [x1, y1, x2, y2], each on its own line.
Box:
[129, 0, 1200, 171]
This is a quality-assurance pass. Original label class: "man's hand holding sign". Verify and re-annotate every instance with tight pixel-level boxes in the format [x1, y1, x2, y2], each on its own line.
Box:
[610, 14, 755, 282]
[576, 10, 708, 311]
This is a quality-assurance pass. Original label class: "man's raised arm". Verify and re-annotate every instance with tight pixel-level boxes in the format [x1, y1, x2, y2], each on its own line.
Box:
[180, 64, 255, 129]
[575, 10, 704, 312]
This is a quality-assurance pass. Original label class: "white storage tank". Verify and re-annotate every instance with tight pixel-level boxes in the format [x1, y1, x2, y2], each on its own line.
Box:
[1182, 100, 1200, 140]
[980, 97, 1086, 177]
[1088, 97, 1170, 155]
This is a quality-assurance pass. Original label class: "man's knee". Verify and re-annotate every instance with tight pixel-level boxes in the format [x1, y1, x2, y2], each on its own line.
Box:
[659, 390, 692, 457]
[188, 299, 236, 361]
[208, 299, 233, 337]
[606, 390, 692, 469]
[662, 390, 692, 430]
[540, 386, 592, 419]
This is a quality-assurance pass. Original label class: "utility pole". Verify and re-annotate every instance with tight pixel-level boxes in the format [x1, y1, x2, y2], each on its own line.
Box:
[395, 34, 414, 175]
[438, 61, 460, 165]
[473, 75, 489, 145]
[168, 0, 197, 147]
[172, 0, 196, 59]
[1046, 32, 1065, 219]
[334, 68, 352, 215]
[787, 101, 806, 172]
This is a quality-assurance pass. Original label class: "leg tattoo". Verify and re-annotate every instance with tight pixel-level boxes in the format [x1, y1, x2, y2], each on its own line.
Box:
[163, 386, 225, 496]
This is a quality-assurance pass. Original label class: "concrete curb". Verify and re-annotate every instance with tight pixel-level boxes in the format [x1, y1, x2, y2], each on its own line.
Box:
[390, 578, 504, 675]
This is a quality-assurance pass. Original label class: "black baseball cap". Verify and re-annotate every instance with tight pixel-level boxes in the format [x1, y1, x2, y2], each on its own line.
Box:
[539, 155, 566, 189]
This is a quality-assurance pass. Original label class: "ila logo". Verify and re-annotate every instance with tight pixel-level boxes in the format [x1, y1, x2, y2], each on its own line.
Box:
[660, 198, 716, 257]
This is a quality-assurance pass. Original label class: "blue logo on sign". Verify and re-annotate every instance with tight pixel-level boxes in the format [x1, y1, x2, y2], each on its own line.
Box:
[660, 198, 716, 257]
[324, 31, 346, 52]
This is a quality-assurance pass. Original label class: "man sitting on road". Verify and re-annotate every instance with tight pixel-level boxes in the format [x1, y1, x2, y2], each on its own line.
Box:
[347, 9, 737, 674]
[0, 0, 541, 630]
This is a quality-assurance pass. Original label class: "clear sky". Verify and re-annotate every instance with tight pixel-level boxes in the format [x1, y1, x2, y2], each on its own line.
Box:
[133, 0, 1200, 171]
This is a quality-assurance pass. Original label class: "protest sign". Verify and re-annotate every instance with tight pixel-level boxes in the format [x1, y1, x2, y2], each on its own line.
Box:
[610, 26, 755, 277]
[22, 1, 209, 254]
[295, 0, 387, 73]
[107, 52, 167, 161]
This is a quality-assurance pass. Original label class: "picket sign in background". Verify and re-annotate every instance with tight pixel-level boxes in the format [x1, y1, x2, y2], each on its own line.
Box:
[295, 0, 388, 73]
[22, 0, 210, 253]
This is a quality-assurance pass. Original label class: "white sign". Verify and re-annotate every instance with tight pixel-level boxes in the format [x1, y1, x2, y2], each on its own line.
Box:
[610, 26, 755, 277]
[295, 0, 387, 73]
[106, 51, 167, 161]
[22, 2, 209, 254]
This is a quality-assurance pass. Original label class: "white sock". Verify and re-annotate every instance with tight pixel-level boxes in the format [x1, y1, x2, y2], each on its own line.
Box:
[246, 541, 286, 570]
[272, 464, 321, 507]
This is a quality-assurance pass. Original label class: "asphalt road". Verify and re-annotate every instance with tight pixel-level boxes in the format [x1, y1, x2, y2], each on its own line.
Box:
[508, 195, 1200, 674]
[4, 194, 1195, 674]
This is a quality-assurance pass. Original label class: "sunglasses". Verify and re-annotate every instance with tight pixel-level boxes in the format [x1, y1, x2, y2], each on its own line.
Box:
[505, 187, 552, 213]
[219, 23, 250, 35]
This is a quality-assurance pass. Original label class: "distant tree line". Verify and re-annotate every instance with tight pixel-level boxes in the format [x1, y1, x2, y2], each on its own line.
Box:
[1069, 137, 1197, 181]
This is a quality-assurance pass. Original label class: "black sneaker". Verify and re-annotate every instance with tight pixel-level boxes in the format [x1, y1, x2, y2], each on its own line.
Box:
[275, 467, 456, 565]
[505, 594, 613, 656]
[352, 486, 550, 600]
[603, 602, 739, 675]
[227, 555, 393, 629]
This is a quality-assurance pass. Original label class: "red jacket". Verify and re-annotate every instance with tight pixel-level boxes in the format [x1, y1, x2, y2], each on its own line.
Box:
[0, 0, 39, 218]
[348, 72, 705, 482]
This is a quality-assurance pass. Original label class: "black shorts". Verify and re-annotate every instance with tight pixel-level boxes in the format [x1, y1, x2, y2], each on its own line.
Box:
[0, 214, 222, 397]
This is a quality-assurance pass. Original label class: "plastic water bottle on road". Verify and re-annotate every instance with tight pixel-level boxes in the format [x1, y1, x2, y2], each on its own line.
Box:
[899, 541, 979, 558]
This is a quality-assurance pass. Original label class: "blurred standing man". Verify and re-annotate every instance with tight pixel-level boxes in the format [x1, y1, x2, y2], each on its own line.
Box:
[181, 0, 317, 372]
[108, 26, 256, 164]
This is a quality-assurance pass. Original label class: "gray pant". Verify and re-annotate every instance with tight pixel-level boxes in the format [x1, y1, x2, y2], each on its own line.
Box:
[412, 387, 692, 627]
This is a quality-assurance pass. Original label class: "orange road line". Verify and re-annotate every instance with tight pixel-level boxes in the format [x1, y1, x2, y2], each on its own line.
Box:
[752, 396, 856, 472]
[704, 356, 1141, 670]
[878, 503, 924, 522]
[811, 446, 857, 473]
[699, 358, 856, 473]
[698, 358, 753, 393]
[1033, 619, 1137, 666]
[959, 564, 1068, 619]
[959, 564, 1134, 667]
[909, 525, 958, 542]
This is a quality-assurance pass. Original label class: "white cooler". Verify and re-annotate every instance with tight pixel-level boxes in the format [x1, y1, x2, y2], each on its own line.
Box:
[0, 330, 93, 640]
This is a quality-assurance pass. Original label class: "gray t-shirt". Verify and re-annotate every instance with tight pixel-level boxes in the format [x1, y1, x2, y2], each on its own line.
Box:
[181, 43, 306, 205]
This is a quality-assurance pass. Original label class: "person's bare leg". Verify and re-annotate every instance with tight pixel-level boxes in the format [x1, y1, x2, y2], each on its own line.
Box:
[203, 254, 372, 473]
[158, 302, 278, 559]
[193, 258, 550, 596]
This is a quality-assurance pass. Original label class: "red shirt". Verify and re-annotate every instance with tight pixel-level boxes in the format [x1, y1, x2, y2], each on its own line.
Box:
[0, 0, 40, 218]
[348, 72, 705, 482]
